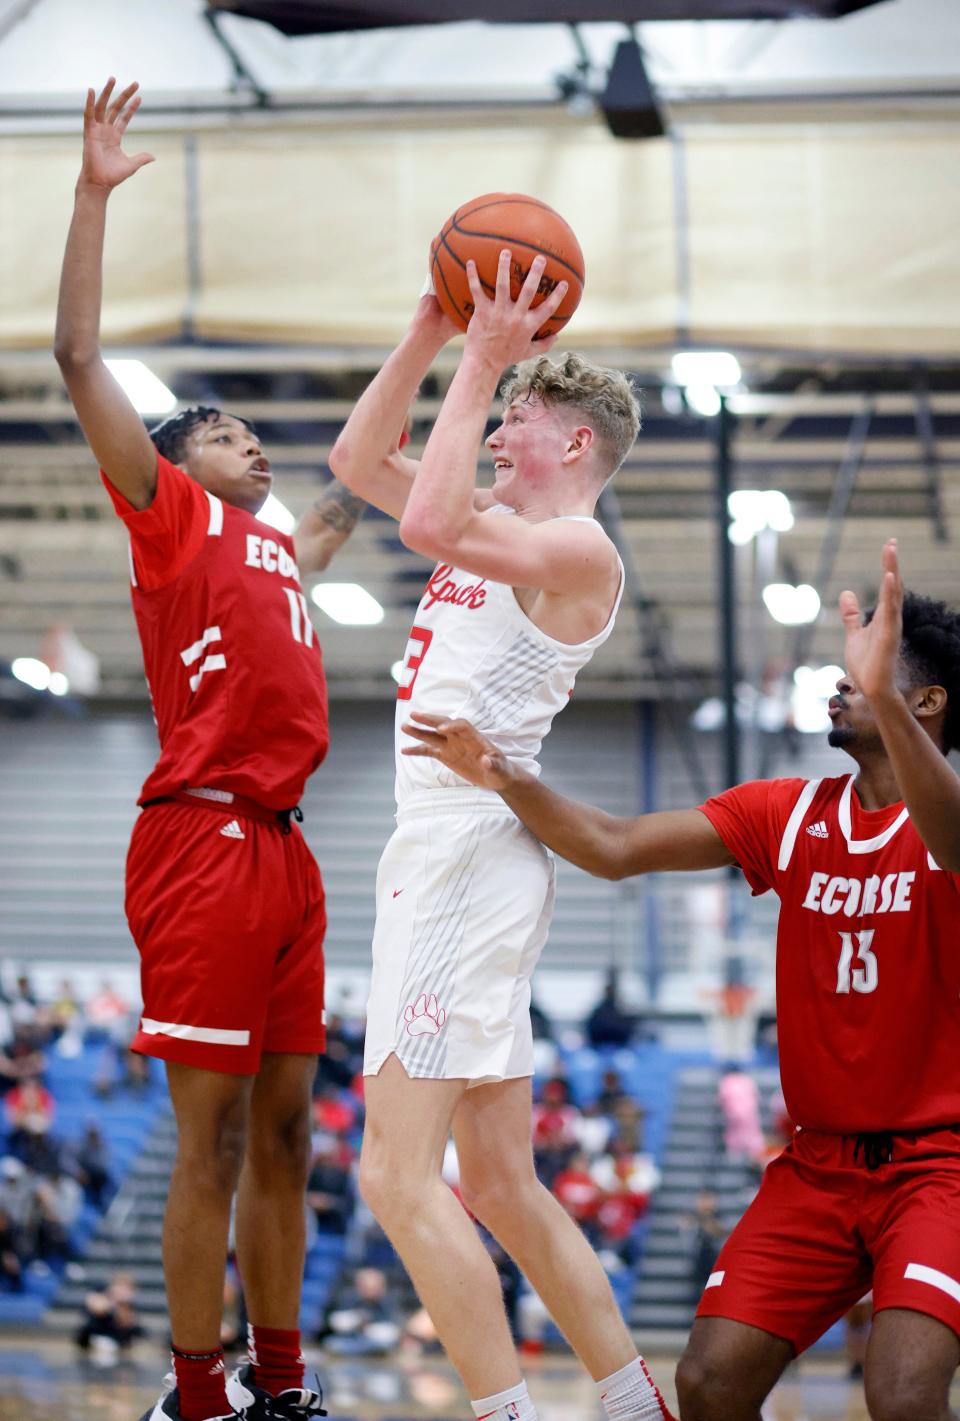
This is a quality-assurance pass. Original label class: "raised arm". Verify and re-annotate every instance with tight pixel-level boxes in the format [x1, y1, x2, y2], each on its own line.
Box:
[398, 252, 585, 588]
[54, 80, 158, 510]
[841, 539, 960, 872]
[327, 295, 459, 520]
[294, 479, 367, 576]
[401, 713, 735, 880]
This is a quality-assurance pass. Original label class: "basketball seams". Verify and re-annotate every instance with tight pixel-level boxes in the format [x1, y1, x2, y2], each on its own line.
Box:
[449, 220, 584, 285]
[432, 192, 582, 333]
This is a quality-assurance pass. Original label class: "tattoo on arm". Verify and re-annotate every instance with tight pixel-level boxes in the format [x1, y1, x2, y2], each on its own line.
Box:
[313, 480, 366, 536]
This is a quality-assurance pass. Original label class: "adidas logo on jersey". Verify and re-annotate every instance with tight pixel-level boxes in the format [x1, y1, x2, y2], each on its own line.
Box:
[219, 819, 245, 840]
[806, 821, 829, 839]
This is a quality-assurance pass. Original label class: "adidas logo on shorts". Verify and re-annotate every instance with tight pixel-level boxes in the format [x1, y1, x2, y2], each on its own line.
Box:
[219, 819, 245, 840]
[806, 820, 829, 839]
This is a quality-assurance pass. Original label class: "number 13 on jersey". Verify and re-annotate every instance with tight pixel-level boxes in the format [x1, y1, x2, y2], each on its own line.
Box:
[397, 627, 433, 701]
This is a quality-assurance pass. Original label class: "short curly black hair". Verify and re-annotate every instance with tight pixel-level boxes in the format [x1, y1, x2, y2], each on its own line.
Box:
[148, 406, 259, 464]
[866, 591, 960, 752]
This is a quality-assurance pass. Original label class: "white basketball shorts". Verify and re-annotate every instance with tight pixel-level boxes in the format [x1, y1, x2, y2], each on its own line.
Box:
[363, 790, 556, 1084]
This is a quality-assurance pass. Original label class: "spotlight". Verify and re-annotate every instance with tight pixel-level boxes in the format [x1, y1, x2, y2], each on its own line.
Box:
[600, 37, 665, 141]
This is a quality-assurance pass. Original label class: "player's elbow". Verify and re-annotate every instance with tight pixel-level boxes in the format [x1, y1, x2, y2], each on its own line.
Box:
[328, 437, 358, 491]
[398, 511, 455, 561]
[53, 341, 99, 375]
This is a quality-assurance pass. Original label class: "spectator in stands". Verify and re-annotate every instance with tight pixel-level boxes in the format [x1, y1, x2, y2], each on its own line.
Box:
[33, 1164, 82, 1263]
[316, 1012, 364, 1090]
[8, 973, 39, 1032]
[0, 1206, 24, 1292]
[596, 1068, 630, 1118]
[572, 1100, 614, 1158]
[51, 979, 82, 1037]
[321, 1266, 403, 1356]
[83, 980, 129, 1041]
[0, 1026, 47, 1094]
[0, 1157, 34, 1241]
[5, 1075, 55, 1164]
[531, 1076, 581, 1187]
[607, 1093, 647, 1154]
[718, 1069, 766, 1166]
[552, 1149, 603, 1240]
[306, 1137, 353, 1235]
[591, 1138, 660, 1266]
[65, 1121, 113, 1210]
[585, 968, 637, 1049]
[75, 1271, 146, 1360]
[313, 1085, 357, 1137]
[686, 1190, 725, 1297]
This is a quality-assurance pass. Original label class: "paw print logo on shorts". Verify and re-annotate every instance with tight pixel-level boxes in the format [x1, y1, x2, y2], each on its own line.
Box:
[404, 993, 446, 1037]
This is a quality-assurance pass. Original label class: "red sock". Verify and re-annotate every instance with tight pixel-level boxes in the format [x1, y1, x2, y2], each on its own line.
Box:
[171, 1345, 229, 1421]
[248, 1323, 305, 1396]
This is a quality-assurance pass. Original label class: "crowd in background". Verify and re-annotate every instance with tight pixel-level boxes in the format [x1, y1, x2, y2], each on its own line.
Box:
[0, 970, 129, 1294]
[0, 962, 836, 1361]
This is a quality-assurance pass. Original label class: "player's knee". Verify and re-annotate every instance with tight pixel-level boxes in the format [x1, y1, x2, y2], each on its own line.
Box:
[675, 1350, 740, 1421]
[865, 1364, 947, 1421]
[177, 1112, 248, 1197]
[247, 1106, 312, 1183]
[358, 1144, 417, 1226]
[459, 1165, 537, 1232]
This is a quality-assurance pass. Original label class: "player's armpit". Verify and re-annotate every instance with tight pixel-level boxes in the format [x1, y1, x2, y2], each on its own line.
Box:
[399, 508, 618, 597]
[616, 809, 737, 877]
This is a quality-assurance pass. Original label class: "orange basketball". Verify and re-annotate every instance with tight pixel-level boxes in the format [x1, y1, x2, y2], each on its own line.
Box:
[430, 193, 584, 340]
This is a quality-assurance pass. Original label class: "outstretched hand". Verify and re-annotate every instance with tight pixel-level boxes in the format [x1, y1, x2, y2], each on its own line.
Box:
[401, 712, 513, 791]
[839, 538, 903, 701]
[464, 249, 568, 368]
[79, 79, 154, 192]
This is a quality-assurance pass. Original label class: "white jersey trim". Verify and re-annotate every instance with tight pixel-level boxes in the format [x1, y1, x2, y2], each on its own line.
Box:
[206, 491, 224, 536]
[838, 773, 909, 854]
[127, 541, 138, 588]
[904, 1262, 960, 1304]
[777, 779, 822, 871]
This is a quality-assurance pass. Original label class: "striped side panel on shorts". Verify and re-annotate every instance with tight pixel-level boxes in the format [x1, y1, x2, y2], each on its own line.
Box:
[394, 816, 483, 1078]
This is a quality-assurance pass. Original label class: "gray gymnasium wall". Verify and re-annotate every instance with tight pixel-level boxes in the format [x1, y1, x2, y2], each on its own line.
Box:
[0, 700, 847, 1005]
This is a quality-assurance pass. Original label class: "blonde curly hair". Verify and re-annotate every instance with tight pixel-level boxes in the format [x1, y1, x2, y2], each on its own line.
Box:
[500, 352, 641, 479]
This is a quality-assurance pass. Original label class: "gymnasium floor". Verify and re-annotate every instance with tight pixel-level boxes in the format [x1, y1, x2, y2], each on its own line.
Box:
[0, 1336, 946, 1421]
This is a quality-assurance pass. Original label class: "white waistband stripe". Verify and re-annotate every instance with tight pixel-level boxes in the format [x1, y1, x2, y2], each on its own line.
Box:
[705, 1270, 725, 1290]
[140, 1018, 250, 1047]
[904, 1262, 960, 1304]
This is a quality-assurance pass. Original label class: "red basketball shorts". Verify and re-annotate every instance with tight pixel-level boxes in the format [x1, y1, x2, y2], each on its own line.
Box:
[125, 799, 326, 1074]
[696, 1125, 960, 1352]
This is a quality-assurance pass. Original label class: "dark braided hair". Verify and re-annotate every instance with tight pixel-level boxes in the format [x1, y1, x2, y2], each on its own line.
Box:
[148, 406, 259, 464]
[866, 591, 960, 752]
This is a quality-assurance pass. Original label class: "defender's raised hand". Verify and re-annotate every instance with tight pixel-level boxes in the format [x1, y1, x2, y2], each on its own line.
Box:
[80, 79, 154, 192]
[839, 538, 903, 702]
[464, 248, 568, 367]
[402, 712, 513, 791]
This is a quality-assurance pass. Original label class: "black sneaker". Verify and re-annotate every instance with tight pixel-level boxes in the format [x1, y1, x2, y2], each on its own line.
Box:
[138, 1378, 238, 1421]
[227, 1363, 327, 1419]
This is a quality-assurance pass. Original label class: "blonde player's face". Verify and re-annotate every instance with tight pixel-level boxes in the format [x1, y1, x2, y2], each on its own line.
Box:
[486, 395, 571, 503]
[182, 414, 274, 514]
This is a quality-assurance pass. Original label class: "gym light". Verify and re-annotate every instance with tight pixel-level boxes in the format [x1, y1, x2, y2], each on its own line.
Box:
[390, 660, 406, 684]
[794, 664, 844, 697]
[311, 583, 384, 626]
[48, 672, 70, 696]
[762, 583, 821, 626]
[672, 352, 742, 388]
[11, 657, 50, 691]
[258, 493, 296, 535]
[104, 359, 176, 416]
[727, 490, 794, 544]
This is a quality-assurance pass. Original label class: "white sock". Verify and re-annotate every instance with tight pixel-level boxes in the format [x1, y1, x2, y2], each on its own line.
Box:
[471, 1381, 538, 1421]
[597, 1356, 672, 1421]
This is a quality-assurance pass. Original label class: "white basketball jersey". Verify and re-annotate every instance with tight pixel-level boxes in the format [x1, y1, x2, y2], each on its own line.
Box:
[394, 507, 624, 805]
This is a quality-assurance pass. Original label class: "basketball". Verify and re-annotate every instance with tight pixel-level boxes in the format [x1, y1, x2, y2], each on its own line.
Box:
[430, 192, 585, 339]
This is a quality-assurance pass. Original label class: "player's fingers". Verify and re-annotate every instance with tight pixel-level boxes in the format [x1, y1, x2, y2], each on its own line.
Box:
[94, 77, 116, 121]
[84, 88, 96, 125]
[536, 278, 569, 326]
[838, 590, 861, 627]
[401, 725, 444, 746]
[532, 330, 560, 352]
[130, 153, 156, 173]
[108, 82, 139, 123]
[400, 745, 436, 757]
[465, 259, 486, 308]
[407, 711, 447, 727]
[495, 248, 513, 303]
[516, 255, 547, 315]
[115, 96, 142, 134]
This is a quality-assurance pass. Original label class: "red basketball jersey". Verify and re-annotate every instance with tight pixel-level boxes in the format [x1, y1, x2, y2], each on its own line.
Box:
[104, 454, 329, 809]
[701, 774, 960, 1133]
